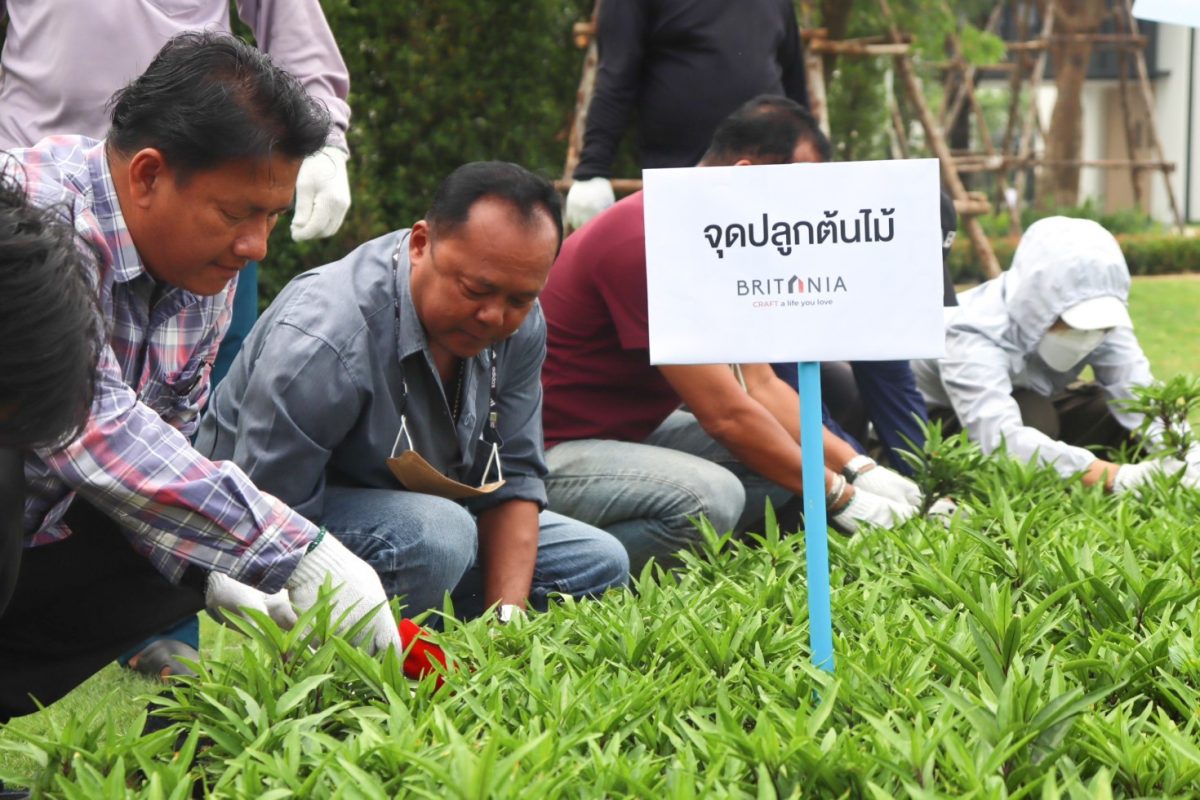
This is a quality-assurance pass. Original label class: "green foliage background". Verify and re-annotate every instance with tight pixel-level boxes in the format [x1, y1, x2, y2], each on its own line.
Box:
[948, 233, 1200, 284]
[242, 0, 596, 304]
[244, 1, 1012, 306]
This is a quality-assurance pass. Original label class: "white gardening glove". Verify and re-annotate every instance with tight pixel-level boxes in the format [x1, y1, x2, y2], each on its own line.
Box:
[843, 455, 921, 509]
[205, 571, 299, 630]
[830, 488, 915, 535]
[1185, 444, 1200, 478]
[564, 176, 614, 230]
[291, 145, 352, 241]
[1112, 456, 1200, 494]
[927, 496, 971, 529]
[926, 497, 960, 518]
[284, 532, 402, 655]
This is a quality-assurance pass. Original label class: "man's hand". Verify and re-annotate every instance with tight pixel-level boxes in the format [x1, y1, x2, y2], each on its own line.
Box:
[842, 455, 921, 508]
[284, 532, 402, 654]
[205, 571, 298, 630]
[291, 145, 352, 241]
[927, 496, 970, 529]
[564, 177, 614, 230]
[830, 487, 915, 535]
[1112, 456, 1199, 494]
[477, 500, 539, 611]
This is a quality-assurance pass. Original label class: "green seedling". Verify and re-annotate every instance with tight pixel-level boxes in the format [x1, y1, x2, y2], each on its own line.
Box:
[5, 443, 1200, 798]
[1116, 374, 1200, 461]
[899, 417, 988, 515]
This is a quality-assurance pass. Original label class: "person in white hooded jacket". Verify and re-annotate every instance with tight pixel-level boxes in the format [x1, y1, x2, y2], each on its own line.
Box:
[912, 216, 1199, 493]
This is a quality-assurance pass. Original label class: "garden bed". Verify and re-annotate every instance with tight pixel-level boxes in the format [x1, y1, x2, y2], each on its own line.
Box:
[4, 455, 1200, 797]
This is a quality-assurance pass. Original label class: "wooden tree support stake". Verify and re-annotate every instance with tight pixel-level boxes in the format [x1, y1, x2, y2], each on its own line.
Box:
[879, 0, 1001, 278]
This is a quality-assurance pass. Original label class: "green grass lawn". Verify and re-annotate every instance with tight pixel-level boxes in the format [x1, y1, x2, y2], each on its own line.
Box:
[1128, 275, 1200, 386]
[2, 276, 1198, 796]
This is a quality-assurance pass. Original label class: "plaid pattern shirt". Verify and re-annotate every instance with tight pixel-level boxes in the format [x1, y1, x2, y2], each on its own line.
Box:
[10, 136, 317, 592]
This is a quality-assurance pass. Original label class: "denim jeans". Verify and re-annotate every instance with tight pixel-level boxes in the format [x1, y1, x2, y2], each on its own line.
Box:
[316, 487, 628, 619]
[544, 410, 795, 571]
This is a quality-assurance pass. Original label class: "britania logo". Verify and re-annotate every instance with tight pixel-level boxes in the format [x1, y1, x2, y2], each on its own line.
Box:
[736, 275, 848, 296]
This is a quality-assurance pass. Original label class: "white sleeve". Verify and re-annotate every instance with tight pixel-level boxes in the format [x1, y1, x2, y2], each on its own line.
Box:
[1089, 327, 1155, 433]
[941, 330, 1096, 477]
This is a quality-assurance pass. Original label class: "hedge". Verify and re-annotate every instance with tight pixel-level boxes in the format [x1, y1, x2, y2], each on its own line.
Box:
[241, 0, 602, 305]
[947, 232, 1200, 284]
[242, 3, 1200, 303]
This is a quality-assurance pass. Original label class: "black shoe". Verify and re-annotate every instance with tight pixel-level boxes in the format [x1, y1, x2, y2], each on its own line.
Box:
[140, 702, 214, 760]
[0, 780, 31, 799]
[140, 700, 178, 737]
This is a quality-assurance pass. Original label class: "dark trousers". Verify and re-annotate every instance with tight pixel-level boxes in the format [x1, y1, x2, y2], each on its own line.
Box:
[772, 360, 929, 476]
[1, 450, 25, 619]
[0, 501, 205, 721]
[823, 361, 929, 475]
[931, 383, 1133, 454]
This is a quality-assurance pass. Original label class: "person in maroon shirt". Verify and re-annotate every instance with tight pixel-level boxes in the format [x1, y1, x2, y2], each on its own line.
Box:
[541, 96, 923, 571]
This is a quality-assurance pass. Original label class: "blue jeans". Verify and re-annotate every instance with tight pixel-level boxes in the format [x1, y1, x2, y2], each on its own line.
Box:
[544, 410, 794, 572]
[316, 487, 629, 619]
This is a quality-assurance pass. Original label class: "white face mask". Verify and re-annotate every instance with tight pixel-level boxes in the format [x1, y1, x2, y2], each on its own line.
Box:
[1036, 328, 1108, 372]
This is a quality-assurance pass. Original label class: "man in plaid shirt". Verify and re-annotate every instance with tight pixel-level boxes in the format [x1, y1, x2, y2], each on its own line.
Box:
[0, 32, 400, 720]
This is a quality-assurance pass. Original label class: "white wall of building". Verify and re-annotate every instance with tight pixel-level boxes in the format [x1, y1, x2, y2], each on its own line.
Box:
[1147, 21, 1194, 224]
[1081, 82, 1108, 203]
[978, 21, 1200, 225]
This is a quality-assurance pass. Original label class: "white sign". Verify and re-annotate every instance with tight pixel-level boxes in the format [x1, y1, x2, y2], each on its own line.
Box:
[1132, 0, 1200, 27]
[644, 159, 946, 365]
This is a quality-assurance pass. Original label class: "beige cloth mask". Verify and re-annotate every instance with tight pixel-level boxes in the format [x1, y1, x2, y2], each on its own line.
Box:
[386, 414, 505, 500]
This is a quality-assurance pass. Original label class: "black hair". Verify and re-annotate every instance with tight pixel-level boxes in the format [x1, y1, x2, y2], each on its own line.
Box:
[702, 95, 832, 166]
[107, 31, 330, 179]
[0, 169, 102, 450]
[425, 161, 564, 249]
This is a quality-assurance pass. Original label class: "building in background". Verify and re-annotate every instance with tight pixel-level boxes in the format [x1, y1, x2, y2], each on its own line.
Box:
[978, 10, 1200, 225]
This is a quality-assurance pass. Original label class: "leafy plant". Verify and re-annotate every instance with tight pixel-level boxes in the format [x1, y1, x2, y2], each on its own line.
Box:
[975, 198, 1161, 240]
[898, 417, 987, 514]
[6, 444, 1200, 797]
[947, 231, 1200, 284]
[1116, 374, 1200, 461]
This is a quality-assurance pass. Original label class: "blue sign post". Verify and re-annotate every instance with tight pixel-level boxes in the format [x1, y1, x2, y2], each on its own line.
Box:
[798, 361, 834, 673]
[641, 158, 945, 677]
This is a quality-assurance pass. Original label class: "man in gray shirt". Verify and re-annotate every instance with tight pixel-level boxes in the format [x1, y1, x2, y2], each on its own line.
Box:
[197, 162, 629, 621]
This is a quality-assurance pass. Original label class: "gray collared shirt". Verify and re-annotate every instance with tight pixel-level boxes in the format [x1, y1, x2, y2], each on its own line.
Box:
[196, 230, 549, 520]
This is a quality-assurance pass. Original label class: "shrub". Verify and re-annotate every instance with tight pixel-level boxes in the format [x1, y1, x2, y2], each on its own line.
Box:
[975, 198, 1161, 239]
[240, 0, 597, 305]
[948, 231, 1200, 284]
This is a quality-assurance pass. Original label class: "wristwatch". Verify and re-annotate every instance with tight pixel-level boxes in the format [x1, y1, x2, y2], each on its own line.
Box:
[840, 454, 876, 484]
[496, 604, 524, 624]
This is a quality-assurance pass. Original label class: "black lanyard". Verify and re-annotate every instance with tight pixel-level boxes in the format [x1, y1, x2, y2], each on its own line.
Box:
[392, 240, 502, 447]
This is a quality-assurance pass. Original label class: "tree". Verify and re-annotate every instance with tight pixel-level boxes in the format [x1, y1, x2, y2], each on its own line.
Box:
[803, 0, 1002, 163]
[1038, 0, 1110, 209]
